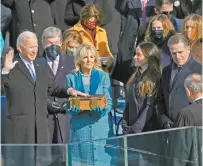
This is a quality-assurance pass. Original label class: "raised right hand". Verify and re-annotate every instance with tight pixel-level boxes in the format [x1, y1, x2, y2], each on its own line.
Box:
[3, 50, 18, 72]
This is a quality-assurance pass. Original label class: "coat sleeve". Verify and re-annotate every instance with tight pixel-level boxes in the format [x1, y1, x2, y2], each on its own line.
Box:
[129, 95, 156, 133]
[122, 103, 130, 134]
[173, 109, 194, 127]
[157, 72, 172, 128]
[102, 72, 112, 112]
[103, 30, 114, 68]
[1, 73, 9, 94]
[47, 64, 68, 98]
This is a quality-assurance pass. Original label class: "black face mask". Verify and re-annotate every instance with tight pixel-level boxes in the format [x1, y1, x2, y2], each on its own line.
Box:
[66, 48, 74, 56]
[151, 30, 163, 41]
[45, 45, 61, 60]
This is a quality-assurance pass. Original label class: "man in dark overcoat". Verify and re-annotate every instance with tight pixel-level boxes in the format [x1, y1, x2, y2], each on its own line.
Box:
[1, 31, 86, 166]
[1, 0, 55, 55]
[157, 33, 202, 129]
[41, 26, 75, 165]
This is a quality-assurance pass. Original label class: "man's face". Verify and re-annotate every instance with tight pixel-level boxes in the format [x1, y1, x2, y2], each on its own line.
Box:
[160, 3, 173, 14]
[44, 36, 62, 48]
[169, 42, 190, 66]
[19, 37, 38, 62]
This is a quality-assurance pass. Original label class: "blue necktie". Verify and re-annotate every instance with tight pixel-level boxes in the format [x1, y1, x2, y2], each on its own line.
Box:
[27, 63, 36, 81]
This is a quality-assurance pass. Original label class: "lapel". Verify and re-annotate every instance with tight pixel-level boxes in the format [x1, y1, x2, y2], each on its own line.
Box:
[131, 83, 139, 111]
[33, 60, 41, 86]
[16, 55, 35, 85]
[74, 68, 100, 94]
[55, 54, 64, 77]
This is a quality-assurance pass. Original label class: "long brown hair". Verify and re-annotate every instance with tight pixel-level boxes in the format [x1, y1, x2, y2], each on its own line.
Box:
[145, 14, 175, 42]
[127, 42, 161, 97]
[182, 14, 202, 47]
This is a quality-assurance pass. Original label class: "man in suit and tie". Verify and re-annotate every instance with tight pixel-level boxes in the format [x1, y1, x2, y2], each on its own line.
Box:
[157, 33, 202, 129]
[1, 30, 87, 166]
[41, 26, 75, 165]
[174, 73, 202, 127]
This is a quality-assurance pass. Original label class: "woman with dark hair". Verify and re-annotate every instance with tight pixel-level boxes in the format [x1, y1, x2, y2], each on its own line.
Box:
[145, 14, 176, 67]
[122, 42, 161, 135]
[182, 14, 202, 64]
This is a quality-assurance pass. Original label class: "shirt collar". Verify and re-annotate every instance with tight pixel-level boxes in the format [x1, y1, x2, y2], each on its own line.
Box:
[19, 54, 33, 66]
[46, 54, 60, 62]
[192, 96, 203, 103]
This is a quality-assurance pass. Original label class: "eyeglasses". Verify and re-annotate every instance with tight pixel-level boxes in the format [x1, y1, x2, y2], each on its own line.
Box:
[161, 11, 173, 15]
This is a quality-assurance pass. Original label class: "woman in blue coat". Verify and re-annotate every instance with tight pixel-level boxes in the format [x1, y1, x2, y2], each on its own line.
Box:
[65, 43, 116, 165]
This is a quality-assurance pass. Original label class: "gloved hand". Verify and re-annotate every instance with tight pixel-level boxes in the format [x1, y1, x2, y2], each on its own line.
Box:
[163, 121, 174, 129]
[47, 99, 63, 114]
[66, 105, 80, 116]
[91, 106, 112, 117]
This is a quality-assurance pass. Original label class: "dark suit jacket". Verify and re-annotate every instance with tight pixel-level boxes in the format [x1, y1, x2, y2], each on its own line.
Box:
[43, 54, 74, 144]
[157, 57, 202, 128]
[174, 99, 202, 127]
[1, 54, 67, 144]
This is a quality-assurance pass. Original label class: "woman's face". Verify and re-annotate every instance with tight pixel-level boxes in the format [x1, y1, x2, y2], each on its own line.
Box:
[80, 50, 95, 72]
[67, 41, 80, 53]
[88, 16, 97, 24]
[152, 20, 164, 30]
[184, 19, 195, 40]
[134, 46, 148, 67]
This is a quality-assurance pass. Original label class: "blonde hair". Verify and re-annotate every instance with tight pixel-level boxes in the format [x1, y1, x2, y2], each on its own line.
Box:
[145, 14, 175, 41]
[73, 43, 101, 72]
[182, 14, 202, 46]
[61, 29, 83, 54]
[80, 4, 104, 25]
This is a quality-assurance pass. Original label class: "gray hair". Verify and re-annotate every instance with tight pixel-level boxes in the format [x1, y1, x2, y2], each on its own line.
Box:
[184, 73, 203, 93]
[41, 26, 62, 48]
[16, 30, 37, 48]
[167, 33, 189, 48]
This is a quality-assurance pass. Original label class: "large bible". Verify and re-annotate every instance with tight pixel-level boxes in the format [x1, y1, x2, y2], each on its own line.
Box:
[69, 95, 107, 111]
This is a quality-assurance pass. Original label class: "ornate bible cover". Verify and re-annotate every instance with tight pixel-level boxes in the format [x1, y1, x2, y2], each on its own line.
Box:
[69, 95, 107, 111]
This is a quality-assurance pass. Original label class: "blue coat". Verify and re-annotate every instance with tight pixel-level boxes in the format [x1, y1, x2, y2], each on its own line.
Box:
[66, 68, 116, 165]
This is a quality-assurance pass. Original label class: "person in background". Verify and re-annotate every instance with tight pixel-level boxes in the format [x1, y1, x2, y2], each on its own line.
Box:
[70, 4, 114, 72]
[41, 26, 75, 165]
[182, 14, 202, 64]
[157, 33, 202, 129]
[64, 43, 116, 165]
[173, 0, 193, 19]
[61, 29, 83, 56]
[174, 73, 202, 127]
[122, 42, 161, 135]
[154, 0, 183, 32]
[145, 14, 175, 67]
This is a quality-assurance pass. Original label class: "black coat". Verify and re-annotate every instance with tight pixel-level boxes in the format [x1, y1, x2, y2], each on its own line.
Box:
[122, 80, 159, 134]
[1, 0, 55, 54]
[174, 99, 202, 127]
[1, 55, 68, 144]
[50, 0, 71, 30]
[157, 57, 202, 128]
